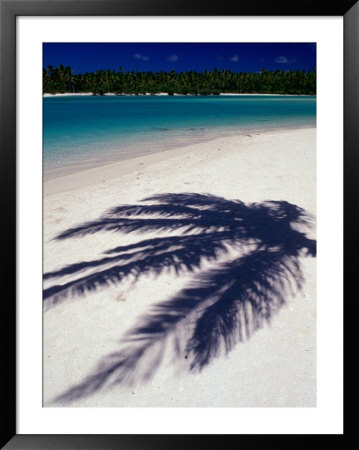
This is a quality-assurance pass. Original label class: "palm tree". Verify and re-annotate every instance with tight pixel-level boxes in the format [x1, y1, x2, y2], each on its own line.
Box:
[44, 193, 316, 403]
[43, 65, 317, 95]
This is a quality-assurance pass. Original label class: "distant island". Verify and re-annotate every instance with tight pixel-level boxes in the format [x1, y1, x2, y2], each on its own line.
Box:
[43, 65, 316, 96]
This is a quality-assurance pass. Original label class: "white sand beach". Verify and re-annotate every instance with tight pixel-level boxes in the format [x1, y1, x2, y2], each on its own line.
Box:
[43, 127, 316, 407]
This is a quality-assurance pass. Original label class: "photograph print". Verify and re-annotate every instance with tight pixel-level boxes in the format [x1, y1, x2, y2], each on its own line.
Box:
[42, 42, 317, 407]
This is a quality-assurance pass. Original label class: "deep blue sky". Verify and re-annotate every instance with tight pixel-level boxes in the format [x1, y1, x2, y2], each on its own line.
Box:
[43, 43, 316, 74]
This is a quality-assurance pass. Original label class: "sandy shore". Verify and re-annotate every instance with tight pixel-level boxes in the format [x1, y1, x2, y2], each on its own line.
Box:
[43, 127, 316, 407]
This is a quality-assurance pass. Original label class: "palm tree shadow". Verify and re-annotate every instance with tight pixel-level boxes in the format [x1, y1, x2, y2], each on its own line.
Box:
[43, 193, 316, 404]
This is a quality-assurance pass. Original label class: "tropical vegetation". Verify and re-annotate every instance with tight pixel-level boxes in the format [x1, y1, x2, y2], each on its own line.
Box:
[43, 65, 316, 95]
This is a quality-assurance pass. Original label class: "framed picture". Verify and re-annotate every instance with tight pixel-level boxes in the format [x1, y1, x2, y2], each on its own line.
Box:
[1, 0, 356, 448]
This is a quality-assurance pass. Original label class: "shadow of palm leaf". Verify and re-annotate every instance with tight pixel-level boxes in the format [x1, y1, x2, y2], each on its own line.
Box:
[44, 193, 316, 403]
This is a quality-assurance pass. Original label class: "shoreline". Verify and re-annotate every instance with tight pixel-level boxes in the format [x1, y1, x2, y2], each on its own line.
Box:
[44, 126, 315, 197]
[43, 126, 316, 407]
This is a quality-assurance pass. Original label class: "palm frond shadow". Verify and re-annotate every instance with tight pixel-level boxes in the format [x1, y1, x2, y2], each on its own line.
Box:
[44, 193, 316, 403]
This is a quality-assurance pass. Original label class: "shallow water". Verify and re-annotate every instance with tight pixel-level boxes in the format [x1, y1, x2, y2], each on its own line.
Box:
[43, 95, 316, 176]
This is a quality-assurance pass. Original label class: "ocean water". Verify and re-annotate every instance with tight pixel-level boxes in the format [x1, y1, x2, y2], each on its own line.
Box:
[43, 95, 316, 177]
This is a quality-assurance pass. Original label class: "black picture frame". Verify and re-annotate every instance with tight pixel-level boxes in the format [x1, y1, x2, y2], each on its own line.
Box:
[1, 1, 357, 448]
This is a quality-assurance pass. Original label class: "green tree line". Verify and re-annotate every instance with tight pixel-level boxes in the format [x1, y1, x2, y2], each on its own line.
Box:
[43, 65, 316, 95]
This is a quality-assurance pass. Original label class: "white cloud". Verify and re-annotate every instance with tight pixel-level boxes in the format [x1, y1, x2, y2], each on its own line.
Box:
[167, 54, 179, 62]
[274, 56, 296, 64]
[230, 55, 239, 62]
[133, 53, 149, 61]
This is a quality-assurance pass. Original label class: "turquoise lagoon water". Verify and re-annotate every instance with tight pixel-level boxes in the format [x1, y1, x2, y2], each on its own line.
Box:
[43, 95, 316, 177]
